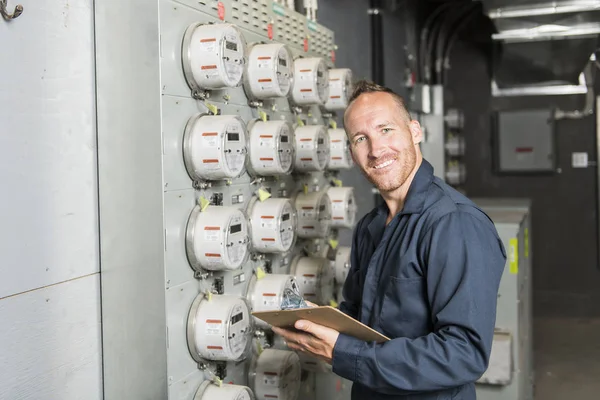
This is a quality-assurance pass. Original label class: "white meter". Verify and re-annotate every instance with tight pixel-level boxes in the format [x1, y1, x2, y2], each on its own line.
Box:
[248, 198, 297, 253]
[328, 129, 353, 170]
[194, 381, 255, 400]
[290, 256, 334, 305]
[327, 187, 357, 229]
[445, 135, 465, 157]
[186, 205, 250, 271]
[298, 352, 331, 373]
[247, 120, 294, 176]
[184, 114, 248, 181]
[333, 246, 352, 284]
[294, 125, 330, 172]
[182, 23, 246, 91]
[245, 43, 294, 99]
[247, 274, 299, 328]
[291, 58, 329, 105]
[446, 162, 466, 186]
[294, 191, 331, 239]
[324, 68, 353, 110]
[250, 349, 301, 400]
[187, 293, 252, 362]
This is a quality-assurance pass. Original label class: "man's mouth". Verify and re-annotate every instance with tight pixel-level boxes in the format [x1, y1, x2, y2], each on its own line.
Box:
[372, 158, 396, 170]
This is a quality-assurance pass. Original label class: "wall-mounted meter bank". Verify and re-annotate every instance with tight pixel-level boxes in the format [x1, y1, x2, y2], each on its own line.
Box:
[333, 246, 352, 284]
[291, 57, 329, 105]
[186, 205, 250, 271]
[184, 114, 247, 181]
[194, 381, 255, 400]
[182, 23, 246, 91]
[327, 129, 353, 170]
[294, 125, 330, 172]
[248, 198, 296, 253]
[187, 293, 252, 362]
[249, 348, 301, 400]
[290, 256, 333, 305]
[324, 68, 353, 111]
[246, 274, 299, 328]
[294, 191, 331, 238]
[245, 43, 294, 99]
[327, 187, 357, 229]
[247, 120, 294, 176]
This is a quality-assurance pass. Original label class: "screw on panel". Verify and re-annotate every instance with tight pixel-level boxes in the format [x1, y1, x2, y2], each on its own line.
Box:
[191, 89, 209, 100]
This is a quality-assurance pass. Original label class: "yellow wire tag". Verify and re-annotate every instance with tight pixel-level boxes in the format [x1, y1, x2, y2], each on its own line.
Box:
[204, 101, 218, 115]
[259, 109, 268, 122]
[257, 188, 271, 202]
[214, 377, 222, 387]
[329, 239, 339, 250]
[332, 179, 343, 187]
[257, 341, 264, 355]
[329, 119, 337, 129]
[256, 267, 266, 280]
[198, 196, 210, 212]
[303, 184, 309, 195]
[329, 299, 338, 308]
[206, 290, 213, 301]
[297, 116, 305, 127]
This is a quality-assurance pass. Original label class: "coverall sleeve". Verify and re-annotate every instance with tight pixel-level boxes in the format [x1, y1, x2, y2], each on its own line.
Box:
[332, 211, 506, 395]
[337, 219, 364, 319]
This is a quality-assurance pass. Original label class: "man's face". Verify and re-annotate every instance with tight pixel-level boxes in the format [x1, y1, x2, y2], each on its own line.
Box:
[344, 92, 423, 193]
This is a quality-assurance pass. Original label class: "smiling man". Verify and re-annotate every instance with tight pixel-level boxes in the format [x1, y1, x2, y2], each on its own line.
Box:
[273, 80, 506, 400]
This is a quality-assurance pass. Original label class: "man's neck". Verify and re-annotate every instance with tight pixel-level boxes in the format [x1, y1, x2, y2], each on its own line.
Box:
[381, 157, 423, 224]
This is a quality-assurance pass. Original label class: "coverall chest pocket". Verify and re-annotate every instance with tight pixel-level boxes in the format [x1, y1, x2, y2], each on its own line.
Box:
[379, 276, 430, 338]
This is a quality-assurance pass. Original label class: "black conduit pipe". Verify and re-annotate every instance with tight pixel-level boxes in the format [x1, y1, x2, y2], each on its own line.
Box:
[370, 0, 384, 84]
[418, 1, 457, 83]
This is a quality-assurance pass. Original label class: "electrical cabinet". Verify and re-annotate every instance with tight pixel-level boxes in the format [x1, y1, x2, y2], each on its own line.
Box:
[475, 200, 533, 400]
[96, 1, 355, 399]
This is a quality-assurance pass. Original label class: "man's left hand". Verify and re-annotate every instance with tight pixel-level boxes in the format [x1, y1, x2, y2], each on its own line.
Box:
[272, 320, 340, 364]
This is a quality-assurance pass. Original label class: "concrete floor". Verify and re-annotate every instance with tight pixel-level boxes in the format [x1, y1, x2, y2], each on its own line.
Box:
[534, 318, 600, 399]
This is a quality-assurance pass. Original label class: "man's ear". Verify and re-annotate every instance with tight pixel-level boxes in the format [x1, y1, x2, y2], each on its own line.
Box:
[409, 120, 423, 145]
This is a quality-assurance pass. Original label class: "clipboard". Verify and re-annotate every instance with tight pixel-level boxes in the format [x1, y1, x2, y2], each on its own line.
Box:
[252, 306, 390, 343]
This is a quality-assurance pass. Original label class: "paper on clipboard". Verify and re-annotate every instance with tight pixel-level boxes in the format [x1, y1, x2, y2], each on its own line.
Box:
[252, 306, 390, 343]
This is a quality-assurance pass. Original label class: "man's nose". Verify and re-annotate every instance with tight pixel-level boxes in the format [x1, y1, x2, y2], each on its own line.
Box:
[369, 136, 386, 158]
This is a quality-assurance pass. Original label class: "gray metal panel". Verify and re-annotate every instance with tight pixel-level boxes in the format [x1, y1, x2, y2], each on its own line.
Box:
[95, 1, 168, 398]
[497, 109, 555, 172]
[0, 274, 102, 400]
[0, 0, 99, 298]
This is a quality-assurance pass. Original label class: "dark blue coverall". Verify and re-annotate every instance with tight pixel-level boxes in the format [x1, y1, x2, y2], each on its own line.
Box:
[332, 159, 506, 400]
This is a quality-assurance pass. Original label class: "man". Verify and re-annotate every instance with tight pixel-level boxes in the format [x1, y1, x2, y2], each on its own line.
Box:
[273, 80, 506, 399]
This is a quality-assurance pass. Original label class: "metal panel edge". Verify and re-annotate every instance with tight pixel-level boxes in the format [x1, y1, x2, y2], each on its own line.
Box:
[94, 0, 167, 399]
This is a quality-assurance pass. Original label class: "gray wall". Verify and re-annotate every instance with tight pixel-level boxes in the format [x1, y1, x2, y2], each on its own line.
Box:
[317, 0, 407, 244]
[447, 40, 600, 318]
[0, 0, 103, 399]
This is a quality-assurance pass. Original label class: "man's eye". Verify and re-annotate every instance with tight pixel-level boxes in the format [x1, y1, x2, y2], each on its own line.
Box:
[382, 128, 391, 133]
[355, 137, 366, 144]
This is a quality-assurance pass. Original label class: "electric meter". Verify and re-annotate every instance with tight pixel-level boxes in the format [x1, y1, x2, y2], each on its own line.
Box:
[324, 68, 353, 110]
[183, 114, 248, 181]
[294, 191, 331, 239]
[187, 293, 252, 362]
[290, 255, 334, 305]
[246, 274, 299, 328]
[298, 352, 331, 373]
[446, 162, 466, 186]
[194, 381, 255, 400]
[182, 23, 246, 91]
[445, 136, 465, 157]
[327, 128, 353, 170]
[294, 125, 330, 172]
[244, 43, 294, 99]
[186, 205, 250, 271]
[248, 198, 297, 253]
[327, 187, 357, 229]
[249, 349, 301, 400]
[290, 57, 329, 105]
[247, 120, 294, 176]
[333, 246, 352, 284]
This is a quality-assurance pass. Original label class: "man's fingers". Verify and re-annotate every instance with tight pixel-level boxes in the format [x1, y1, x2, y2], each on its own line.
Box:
[294, 319, 334, 339]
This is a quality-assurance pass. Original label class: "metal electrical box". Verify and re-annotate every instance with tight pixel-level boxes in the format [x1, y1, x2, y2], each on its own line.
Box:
[474, 199, 533, 400]
[493, 109, 556, 173]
